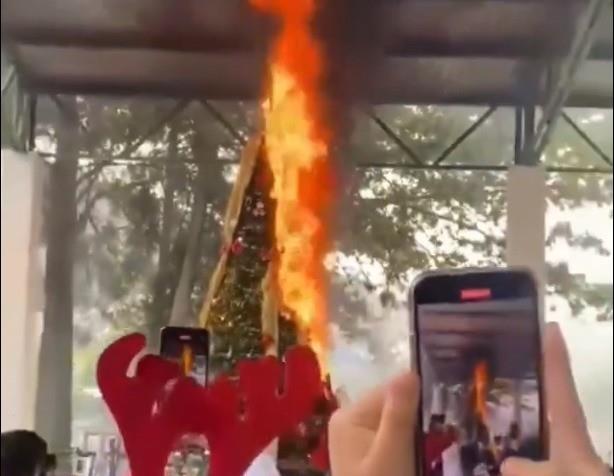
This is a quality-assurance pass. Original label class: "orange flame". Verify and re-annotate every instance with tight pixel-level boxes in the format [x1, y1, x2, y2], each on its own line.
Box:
[251, 0, 332, 371]
[473, 361, 489, 422]
[181, 344, 193, 377]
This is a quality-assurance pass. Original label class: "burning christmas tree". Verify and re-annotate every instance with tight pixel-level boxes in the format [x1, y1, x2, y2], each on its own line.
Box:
[199, 137, 297, 372]
[198, 0, 339, 471]
[197, 135, 333, 473]
[200, 0, 336, 374]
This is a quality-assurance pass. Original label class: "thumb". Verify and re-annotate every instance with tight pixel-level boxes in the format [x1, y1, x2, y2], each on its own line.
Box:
[544, 323, 594, 458]
[363, 372, 419, 476]
[502, 457, 552, 476]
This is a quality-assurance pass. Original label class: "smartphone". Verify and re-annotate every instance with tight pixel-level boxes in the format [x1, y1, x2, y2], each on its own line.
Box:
[160, 327, 210, 386]
[409, 268, 546, 476]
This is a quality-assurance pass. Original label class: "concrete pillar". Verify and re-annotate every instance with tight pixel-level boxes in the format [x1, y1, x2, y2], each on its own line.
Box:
[1, 149, 44, 431]
[506, 165, 547, 316]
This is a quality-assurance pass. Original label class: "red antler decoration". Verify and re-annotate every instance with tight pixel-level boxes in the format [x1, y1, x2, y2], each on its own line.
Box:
[97, 334, 322, 476]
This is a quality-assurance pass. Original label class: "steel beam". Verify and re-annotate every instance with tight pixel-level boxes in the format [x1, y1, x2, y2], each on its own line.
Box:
[561, 111, 613, 167]
[4, 0, 610, 59]
[14, 45, 611, 107]
[433, 106, 497, 165]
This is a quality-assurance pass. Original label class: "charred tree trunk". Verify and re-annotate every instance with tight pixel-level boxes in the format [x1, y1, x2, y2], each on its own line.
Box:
[35, 96, 79, 455]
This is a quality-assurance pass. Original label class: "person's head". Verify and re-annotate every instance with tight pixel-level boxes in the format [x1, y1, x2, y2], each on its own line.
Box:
[1, 430, 54, 476]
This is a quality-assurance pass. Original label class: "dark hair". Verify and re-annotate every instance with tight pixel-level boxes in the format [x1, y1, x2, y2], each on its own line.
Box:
[1, 430, 52, 476]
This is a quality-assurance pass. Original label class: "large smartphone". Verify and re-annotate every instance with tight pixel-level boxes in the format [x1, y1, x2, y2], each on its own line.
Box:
[160, 327, 210, 386]
[409, 268, 546, 476]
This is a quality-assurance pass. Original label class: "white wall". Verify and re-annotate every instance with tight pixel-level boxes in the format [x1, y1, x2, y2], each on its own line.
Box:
[1, 149, 44, 432]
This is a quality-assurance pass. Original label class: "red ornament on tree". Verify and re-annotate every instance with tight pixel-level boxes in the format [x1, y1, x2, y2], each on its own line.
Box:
[230, 238, 245, 255]
[97, 334, 323, 476]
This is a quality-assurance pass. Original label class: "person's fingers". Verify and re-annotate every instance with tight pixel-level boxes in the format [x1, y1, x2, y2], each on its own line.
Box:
[339, 381, 388, 431]
[544, 322, 593, 456]
[362, 372, 420, 476]
[328, 379, 390, 475]
[501, 457, 553, 476]
[328, 411, 373, 476]
[329, 372, 417, 476]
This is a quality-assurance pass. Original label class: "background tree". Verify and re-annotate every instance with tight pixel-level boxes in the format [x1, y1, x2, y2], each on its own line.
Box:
[35, 96, 79, 455]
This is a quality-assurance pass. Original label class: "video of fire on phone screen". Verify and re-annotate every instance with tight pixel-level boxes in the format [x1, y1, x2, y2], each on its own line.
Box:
[419, 298, 541, 476]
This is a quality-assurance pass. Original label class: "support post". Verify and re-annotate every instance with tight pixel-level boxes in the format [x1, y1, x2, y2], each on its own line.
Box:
[506, 165, 547, 315]
[509, 101, 546, 314]
[1, 150, 44, 431]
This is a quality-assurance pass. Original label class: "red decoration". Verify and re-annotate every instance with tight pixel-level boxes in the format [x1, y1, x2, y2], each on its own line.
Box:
[97, 334, 323, 476]
[230, 239, 245, 255]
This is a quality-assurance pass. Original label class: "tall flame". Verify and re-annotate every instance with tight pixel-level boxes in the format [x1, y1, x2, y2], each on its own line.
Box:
[251, 0, 333, 370]
[181, 344, 194, 377]
[473, 361, 489, 423]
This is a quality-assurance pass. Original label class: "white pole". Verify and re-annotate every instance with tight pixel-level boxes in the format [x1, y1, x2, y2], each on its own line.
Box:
[506, 165, 547, 316]
[1, 150, 44, 431]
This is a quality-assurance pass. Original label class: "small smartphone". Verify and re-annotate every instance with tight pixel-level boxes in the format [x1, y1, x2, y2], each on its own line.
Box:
[409, 268, 546, 476]
[160, 327, 210, 386]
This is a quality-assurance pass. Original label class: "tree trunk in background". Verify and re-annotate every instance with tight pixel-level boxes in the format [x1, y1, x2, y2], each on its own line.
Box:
[148, 124, 178, 344]
[35, 96, 79, 456]
[169, 158, 207, 326]
[169, 126, 222, 327]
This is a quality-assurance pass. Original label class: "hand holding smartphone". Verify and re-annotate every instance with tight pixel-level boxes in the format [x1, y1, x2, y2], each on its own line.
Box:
[410, 268, 545, 476]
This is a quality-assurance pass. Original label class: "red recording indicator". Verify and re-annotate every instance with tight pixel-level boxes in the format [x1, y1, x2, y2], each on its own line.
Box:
[461, 288, 492, 301]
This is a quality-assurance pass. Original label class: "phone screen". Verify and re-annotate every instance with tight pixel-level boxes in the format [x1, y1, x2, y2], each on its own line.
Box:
[160, 327, 209, 386]
[412, 270, 544, 476]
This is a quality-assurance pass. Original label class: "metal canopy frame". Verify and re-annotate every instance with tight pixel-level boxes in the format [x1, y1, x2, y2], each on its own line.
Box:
[2, 0, 612, 106]
[35, 95, 612, 176]
[2, 0, 612, 175]
[364, 0, 613, 177]
[522, 0, 611, 164]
